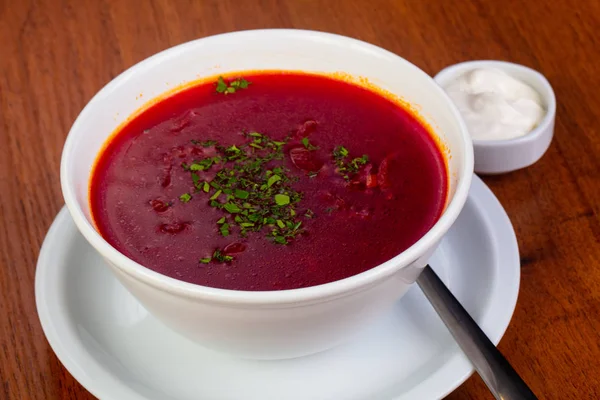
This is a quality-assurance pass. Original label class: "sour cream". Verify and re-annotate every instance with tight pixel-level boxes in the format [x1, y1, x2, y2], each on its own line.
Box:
[443, 68, 546, 141]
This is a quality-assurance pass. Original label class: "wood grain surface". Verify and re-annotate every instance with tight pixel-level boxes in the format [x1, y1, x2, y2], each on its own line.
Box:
[1, 0, 599, 399]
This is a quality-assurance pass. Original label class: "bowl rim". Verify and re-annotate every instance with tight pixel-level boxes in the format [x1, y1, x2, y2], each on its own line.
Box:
[433, 59, 556, 149]
[60, 28, 474, 306]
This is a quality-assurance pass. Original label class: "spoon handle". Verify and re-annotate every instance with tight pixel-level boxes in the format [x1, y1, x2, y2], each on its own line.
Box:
[416, 265, 538, 400]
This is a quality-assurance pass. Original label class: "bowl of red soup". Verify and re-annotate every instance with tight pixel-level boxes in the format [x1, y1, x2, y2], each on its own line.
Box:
[61, 29, 473, 359]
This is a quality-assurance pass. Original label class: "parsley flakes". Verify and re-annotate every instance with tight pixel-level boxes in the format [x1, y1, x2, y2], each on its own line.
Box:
[332, 146, 369, 179]
[182, 132, 307, 250]
[179, 193, 192, 203]
[216, 76, 251, 94]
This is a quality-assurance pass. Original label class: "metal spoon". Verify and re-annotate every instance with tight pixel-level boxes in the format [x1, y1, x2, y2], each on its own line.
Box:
[416, 265, 538, 400]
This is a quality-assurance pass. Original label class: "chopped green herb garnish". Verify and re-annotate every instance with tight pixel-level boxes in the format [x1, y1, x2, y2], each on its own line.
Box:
[210, 189, 222, 201]
[234, 189, 249, 199]
[304, 209, 315, 219]
[237, 79, 250, 89]
[213, 249, 233, 263]
[216, 76, 251, 95]
[191, 173, 201, 189]
[179, 132, 309, 255]
[350, 155, 369, 171]
[274, 236, 287, 245]
[301, 137, 318, 151]
[333, 146, 349, 158]
[274, 194, 290, 206]
[267, 174, 281, 187]
[179, 193, 192, 203]
[220, 223, 230, 236]
[224, 202, 242, 213]
[216, 77, 227, 93]
[199, 257, 212, 264]
[332, 146, 370, 180]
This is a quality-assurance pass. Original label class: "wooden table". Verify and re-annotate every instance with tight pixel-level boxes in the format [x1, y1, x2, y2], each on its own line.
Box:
[1, 0, 599, 398]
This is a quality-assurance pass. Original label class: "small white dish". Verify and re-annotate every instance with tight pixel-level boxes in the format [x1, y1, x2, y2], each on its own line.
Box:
[434, 60, 556, 175]
[36, 175, 520, 400]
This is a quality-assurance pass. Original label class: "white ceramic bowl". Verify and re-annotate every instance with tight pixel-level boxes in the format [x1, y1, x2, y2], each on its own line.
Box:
[434, 60, 556, 175]
[61, 29, 474, 359]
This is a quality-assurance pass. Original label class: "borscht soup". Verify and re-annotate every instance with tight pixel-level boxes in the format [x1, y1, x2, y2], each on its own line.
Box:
[90, 72, 448, 291]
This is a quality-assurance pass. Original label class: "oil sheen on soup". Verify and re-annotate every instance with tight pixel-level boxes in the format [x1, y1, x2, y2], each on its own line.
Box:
[90, 73, 448, 291]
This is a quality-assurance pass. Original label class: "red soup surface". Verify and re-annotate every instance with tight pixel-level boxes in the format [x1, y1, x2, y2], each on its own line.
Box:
[90, 72, 448, 291]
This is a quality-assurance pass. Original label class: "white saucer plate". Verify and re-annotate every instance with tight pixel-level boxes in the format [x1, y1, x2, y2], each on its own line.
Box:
[36, 175, 520, 400]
